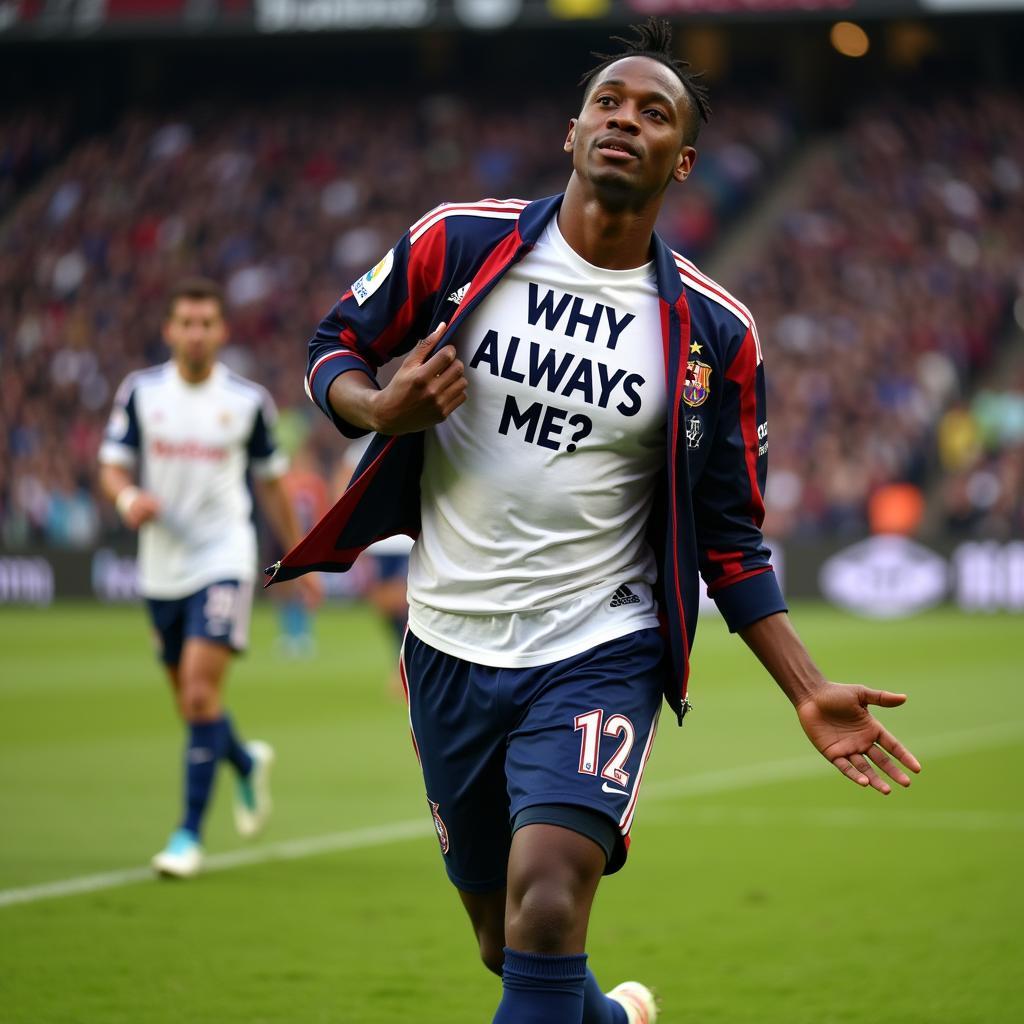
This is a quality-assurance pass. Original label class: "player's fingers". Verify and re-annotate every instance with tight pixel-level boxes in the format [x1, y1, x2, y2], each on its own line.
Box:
[433, 356, 466, 389]
[409, 322, 448, 364]
[861, 688, 907, 708]
[850, 753, 891, 795]
[440, 390, 468, 419]
[832, 756, 870, 788]
[865, 745, 912, 788]
[422, 344, 459, 378]
[878, 729, 922, 774]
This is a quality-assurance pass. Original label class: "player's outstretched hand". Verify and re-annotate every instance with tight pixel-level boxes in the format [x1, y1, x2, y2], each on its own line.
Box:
[371, 322, 467, 434]
[795, 683, 921, 795]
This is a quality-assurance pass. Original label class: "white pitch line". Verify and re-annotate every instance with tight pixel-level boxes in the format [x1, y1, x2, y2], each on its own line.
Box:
[642, 805, 1024, 832]
[0, 819, 431, 910]
[1, 720, 1021, 911]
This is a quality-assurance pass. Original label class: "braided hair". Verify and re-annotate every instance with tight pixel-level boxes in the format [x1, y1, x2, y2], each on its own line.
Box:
[579, 18, 711, 145]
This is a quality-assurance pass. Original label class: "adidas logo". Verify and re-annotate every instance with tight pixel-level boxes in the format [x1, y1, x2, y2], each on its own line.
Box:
[447, 282, 470, 305]
[609, 584, 641, 608]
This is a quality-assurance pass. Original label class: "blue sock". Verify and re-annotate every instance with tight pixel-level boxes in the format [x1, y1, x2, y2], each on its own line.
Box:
[221, 713, 253, 777]
[493, 947, 587, 1024]
[582, 969, 628, 1024]
[181, 719, 229, 838]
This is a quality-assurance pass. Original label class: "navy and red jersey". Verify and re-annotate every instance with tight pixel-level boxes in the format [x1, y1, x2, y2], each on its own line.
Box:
[271, 194, 786, 722]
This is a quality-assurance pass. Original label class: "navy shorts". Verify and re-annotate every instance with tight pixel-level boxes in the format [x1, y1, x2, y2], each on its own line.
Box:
[146, 579, 253, 666]
[400, 627, 665, 892]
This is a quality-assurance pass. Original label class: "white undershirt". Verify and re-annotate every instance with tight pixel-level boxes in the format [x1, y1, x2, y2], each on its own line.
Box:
[407, 217, 667, 667]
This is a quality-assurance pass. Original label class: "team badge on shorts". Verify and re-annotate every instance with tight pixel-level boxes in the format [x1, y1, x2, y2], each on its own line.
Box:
[428, 799, 450, 854]
[683, 360, 712, 408]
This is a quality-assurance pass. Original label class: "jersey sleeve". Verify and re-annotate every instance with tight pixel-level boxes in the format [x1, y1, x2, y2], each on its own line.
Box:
[247, 389, 289, 480]
[98, 376, 141, 468]
[692, 325, 787, 632]
[305, 208, 450, 438]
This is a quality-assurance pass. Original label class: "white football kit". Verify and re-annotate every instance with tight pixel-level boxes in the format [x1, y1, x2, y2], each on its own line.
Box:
[100, 361, 287, 599]
[407, 217, 667, 667]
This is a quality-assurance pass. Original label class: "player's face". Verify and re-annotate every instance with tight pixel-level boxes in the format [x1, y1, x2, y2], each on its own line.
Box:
[565, 56, 697, 203]
[163, 298, 228, 381]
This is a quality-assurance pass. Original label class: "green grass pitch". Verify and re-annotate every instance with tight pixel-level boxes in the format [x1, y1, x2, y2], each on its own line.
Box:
[1, 601, 1021, 1023]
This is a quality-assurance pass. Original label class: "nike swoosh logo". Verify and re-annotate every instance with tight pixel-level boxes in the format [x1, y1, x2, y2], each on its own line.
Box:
[601, 782, 629, 796]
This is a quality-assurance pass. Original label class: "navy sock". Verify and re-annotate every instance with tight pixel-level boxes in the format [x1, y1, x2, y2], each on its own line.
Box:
[181, 719, 229, 837]
[582, 969, 628, 1024]
[221, 713, 253, 777]
[493, 947, 587, 1024]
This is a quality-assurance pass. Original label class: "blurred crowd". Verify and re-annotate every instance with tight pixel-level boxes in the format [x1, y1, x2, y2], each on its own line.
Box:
[732, 92, 1024, 540]
[1, 87, 1020, 550]
[0, 105, 73, 218]
[0, 91, 791, 549]
[938, 366, 1024, 539]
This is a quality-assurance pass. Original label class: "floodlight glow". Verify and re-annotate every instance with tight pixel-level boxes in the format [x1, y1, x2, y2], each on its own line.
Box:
[831, 21, 870, 59]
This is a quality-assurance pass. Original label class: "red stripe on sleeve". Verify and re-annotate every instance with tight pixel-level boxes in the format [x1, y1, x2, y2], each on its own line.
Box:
[707, 565, 772, 596]
[370, 221, 447, 359]
[705, 547, 744, 580]
[724, 328, 765, 526]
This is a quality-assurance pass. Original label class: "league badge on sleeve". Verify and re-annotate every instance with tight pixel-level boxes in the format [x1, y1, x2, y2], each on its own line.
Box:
[351, 249, 395, 306]
[683, 360, 712, 408]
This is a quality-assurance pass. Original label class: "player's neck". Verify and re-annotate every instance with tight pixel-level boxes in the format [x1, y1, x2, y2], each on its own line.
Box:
[557, 177, 661, 270]
[174, 359, 217, 386]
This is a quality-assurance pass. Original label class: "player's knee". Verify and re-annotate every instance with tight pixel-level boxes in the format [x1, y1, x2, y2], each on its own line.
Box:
[506, 878, 578, 953]
[179, 677, 219, 720]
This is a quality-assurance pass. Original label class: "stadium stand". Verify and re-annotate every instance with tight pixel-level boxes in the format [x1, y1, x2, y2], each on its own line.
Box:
[0, 93, 794, 548]
[728, 91, 1024, 540]
[1, 89, 1021, 548]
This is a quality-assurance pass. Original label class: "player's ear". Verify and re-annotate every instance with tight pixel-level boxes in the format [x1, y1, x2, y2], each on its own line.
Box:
[673, 145, 697, 184]
[564, 119, 577, 154]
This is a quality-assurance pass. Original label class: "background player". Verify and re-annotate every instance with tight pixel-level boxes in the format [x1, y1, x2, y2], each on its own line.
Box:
[99, 277, 322, 878]
[282, 20, 922, 1024]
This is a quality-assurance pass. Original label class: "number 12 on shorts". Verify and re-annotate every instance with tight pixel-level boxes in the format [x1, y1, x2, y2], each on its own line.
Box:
[574, 709, 636, 787]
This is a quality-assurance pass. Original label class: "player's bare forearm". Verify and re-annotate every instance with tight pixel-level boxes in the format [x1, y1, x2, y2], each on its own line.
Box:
[326, 321, 466, 435]
[256, 477, 324, 607]
[737, 612, 826, 707]
[99, 463, 160, 529]
[99, 463, 135, 505]
[739, 612, 921, 794]
[253, 476, 303, 551]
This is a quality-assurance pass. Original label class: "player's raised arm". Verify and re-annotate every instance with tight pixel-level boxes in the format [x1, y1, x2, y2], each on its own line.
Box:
[306, 208, 460, 439]
[738, 611, 922, 795]
[326, 321, 466, 436]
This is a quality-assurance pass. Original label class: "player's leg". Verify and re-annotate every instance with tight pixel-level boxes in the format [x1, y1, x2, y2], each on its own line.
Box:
[153, 581, 267, 875]
[459, 888, 508, 976]
[492, 820, 607, 1024]
[400, 632, 515, 968]
[498, 629, 666, 1024]
[180, 580, 272, 839]
[459, 862, 632, 1024]
[147, 597, 206, 876]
